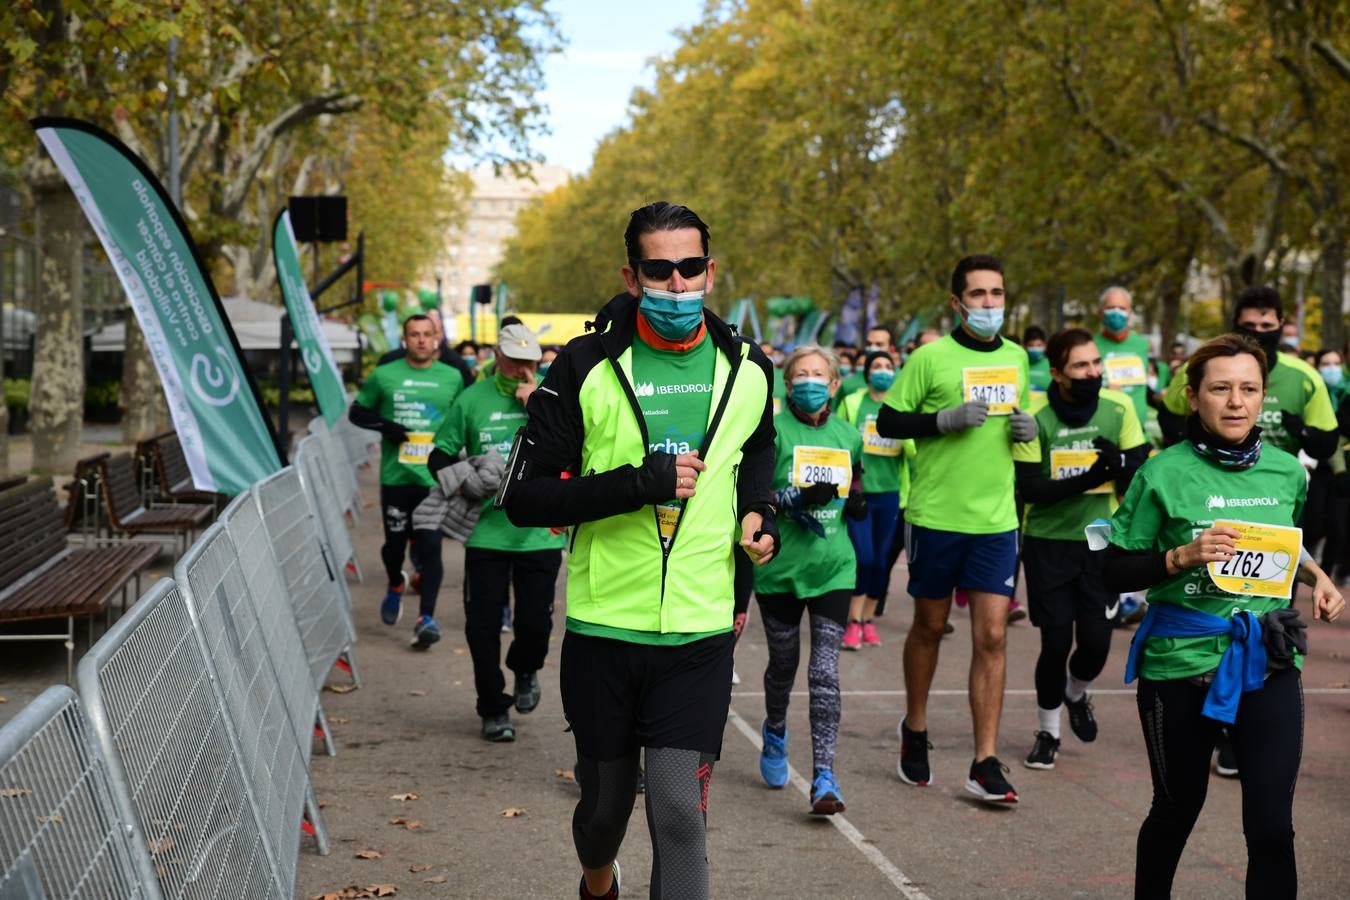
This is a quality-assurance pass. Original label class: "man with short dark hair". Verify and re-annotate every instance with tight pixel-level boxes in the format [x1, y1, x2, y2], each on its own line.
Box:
[503, 202, 778, 899]
[378, 306, 474, 385]
[350, 314, 466, 647]
[876, 254, 1035, 804]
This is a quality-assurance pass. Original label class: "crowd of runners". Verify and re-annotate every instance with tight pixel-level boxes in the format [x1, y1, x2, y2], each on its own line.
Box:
[348, 202, 1346, 899]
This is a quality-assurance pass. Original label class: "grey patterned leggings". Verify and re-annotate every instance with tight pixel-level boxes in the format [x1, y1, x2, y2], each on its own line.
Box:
[757, 590, 850, 773]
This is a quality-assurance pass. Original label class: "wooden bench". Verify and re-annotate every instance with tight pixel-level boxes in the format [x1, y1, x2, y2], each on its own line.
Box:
[62, 453, 110, 537]
[0, 475, 25, 493]
[0, 478, 159, 682]
[135, 430, 222, 507]
[93, 452, 213, 554]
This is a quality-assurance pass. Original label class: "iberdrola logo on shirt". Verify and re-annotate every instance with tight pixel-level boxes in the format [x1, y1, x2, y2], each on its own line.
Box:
[1206, 495, 1278, 510]
[635, 380, 711, 397]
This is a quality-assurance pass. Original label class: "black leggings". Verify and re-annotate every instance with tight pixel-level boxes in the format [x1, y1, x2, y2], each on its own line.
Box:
[379, 483, 443, 616]
[1135, 667, 1303, 899]
[1033, 619, 1112, 710]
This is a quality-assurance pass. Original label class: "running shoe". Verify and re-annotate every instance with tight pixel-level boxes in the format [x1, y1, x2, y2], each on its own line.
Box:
[965, 756, 1019, 803]
[942, 621, 956, 636]
[1065, 692, 1098, 742]
[954, 589, 969, 609]
[896, 719, 932, 786]
[1124, 598, 1148, 625]
[410, 567, 422, 592]
[411, 614, 441, 649]
[759, 721, 789, 788]
[1023, 731, 1060, 770]
[1007, 601, 1027, 624]
[861, 621, 882, 647]
[380, 571, 407, 626]
[732, 667, 741, 686]
[1215, 731, 1239, 777]
[481, 711, 515, 742]
[635, 766, 645, 795]
[514, 670, 541, 714]
[501, 605, 513, 633]
[578, 860, 620, 899]
[809, 769, 846, 815]
[842, 620, 863, 651]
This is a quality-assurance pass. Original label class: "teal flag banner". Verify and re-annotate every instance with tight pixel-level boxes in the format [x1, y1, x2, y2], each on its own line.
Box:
[33, 117, 282, 493]
[273, 209, 346, 425]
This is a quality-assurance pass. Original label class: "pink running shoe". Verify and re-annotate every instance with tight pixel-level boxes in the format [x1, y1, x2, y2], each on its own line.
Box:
[861, 622, 882, 647]
[842, 621, 863, 651]
[954, 589, 970, 609]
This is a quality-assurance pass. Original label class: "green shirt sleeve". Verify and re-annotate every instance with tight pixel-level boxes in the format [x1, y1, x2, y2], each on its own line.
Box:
[1301, 369, 1338, 432]
[433, 390, 469, 457]
[885, 350, 928, 413]
[354, 371, 382, 411]
[1109, 466, 1162, 551]
[1162, 362, 1190, 415]
[1117, 395, 1147, 451]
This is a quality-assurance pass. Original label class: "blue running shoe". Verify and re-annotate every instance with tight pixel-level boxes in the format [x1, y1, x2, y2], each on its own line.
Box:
[411, 614, 441, 649]
[759, 720, 789, 788]
[810, 768, 846, 815]
[380, 570, 407, 626]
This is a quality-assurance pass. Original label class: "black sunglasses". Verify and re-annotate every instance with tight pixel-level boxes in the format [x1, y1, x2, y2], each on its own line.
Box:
[632, 256, 711, 280]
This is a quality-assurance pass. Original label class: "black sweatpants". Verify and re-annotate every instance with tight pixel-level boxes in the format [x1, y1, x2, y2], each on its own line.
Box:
[1135, 667, 1303, 899]
[463, 547, 562, 717]
[379, 483, 443, 617]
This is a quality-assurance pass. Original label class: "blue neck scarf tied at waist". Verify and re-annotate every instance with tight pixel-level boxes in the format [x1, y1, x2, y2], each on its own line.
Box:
[1124, 603, 1267, 724]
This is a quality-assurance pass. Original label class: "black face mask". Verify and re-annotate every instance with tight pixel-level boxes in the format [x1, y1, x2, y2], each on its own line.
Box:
[1238, 326, 1281, 366]
[1048, 374, 1102, 426]
[1066, 374, 1103, 405]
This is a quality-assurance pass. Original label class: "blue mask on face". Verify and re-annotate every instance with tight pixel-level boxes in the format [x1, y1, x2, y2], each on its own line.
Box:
[960, 304, 1004, 339]
[1321, 365, 1344, 389]
[790, 378, 831, 413]
[1103, 308, 1130, 332]
[640, 288, 705, 340]
[1027, 347, 1045, 363]
[839, 364, 853, 377]
[869, 369, 895, 392]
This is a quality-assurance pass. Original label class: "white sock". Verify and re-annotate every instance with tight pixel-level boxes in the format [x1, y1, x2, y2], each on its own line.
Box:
[1038, 705, 1061, 739]
[1065, 675, 1091, 703]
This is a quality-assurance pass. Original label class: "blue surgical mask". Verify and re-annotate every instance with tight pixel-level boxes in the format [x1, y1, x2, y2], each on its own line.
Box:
[640, 287, 705, 340]
[869, 370, 895, 392]
[1321, 365, 1344, 389]
[790, 377, 831, 413]
[462, 355, 477, 370]
[1103, 308, 1129, 332]
[1027, 347, 1045, 364]
[538, 362, 551, 376]
[960, 304, 1004, 339]
[839, 364, 853, 377]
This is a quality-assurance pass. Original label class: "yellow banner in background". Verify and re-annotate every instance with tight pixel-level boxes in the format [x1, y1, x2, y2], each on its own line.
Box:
[446, 312, 594, 346]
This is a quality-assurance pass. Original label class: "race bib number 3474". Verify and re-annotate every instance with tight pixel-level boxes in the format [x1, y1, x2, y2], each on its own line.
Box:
[1206, 519, 1302, 599]
[962, 366, 1019, 415]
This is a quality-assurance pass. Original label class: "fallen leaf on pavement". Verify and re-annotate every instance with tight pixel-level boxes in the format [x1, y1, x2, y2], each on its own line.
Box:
[387, 817, 422, 830]
[499, 807, 528, 818]
[0, 696, 7, 703]
[1328, 681, 1348, 689]
[407, 690, 427, 697]
[423, 875, 448, 884]
[452, 648, 465, 656]
[409, 865, 432, 874]
[1, 788, 33, 798]
[325, 684, 358, 694]
[390, 792, 419, 802]
[309, 885, 399, 900]
[554, 769, 575, 781]
[35, 815, 62, 824]
[330, 717, 351, 725]
[370, 887, 397, 898]
[148, 837, 174, 854]
[354, 849, 383, 860]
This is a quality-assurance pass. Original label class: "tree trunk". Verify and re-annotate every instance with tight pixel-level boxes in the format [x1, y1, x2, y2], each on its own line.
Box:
[1319, 228, 1346, 353]
[28, 171, 85, 475]
[119, 312, 168, 442]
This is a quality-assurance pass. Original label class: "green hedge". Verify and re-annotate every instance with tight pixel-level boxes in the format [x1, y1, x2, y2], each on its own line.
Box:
[4, 378, 30, 413]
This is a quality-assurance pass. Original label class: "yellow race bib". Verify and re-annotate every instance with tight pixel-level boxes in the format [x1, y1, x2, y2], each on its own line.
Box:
[1206, 519, 1302, 599]
[862, 420, 901, 457]
[656, 504, 681, 550]
[792, 446, 851, 498]
[1049, 449, 1111, 494]
[1104, 355, 1147, 387]
[398, 432, 434, 465]
[962, 366, 1019, 415]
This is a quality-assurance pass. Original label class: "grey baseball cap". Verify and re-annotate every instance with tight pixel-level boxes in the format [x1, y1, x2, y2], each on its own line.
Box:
[497, 323, 542, 361]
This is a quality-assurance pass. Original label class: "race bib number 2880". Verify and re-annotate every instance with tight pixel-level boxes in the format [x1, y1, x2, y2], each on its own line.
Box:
[791, 446, 851, 498]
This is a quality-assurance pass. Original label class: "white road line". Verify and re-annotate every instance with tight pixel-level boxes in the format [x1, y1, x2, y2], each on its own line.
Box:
[732, 688, 1350, 698]
[725, 707, 932, 900]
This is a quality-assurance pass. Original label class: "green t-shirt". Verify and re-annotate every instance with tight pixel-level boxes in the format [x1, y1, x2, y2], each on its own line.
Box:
[883, 333, 1030, 533]
[1094, 331, 1153, 427]
[840, 389, 902, 494]
[831, 370, 867, 410]
[1163, 351, 1337, 456]
[1108, 441, 1307, 680]
[432, 378, 566, 552]
[1027, 355, 1051, 395]
[569, 331, 723, 646]
[753, 410, 863, 597]
[772, 367, 787, 416]
[355, 358, 465, 487]
[1013, 388, 1146, 540]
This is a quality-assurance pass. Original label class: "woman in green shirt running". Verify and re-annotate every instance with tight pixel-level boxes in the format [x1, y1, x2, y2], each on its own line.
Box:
[753, 345, 865, 816]
[1101, 333, 1344, 899]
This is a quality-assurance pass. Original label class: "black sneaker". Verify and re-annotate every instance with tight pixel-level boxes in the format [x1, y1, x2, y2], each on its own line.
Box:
[896, 719, 933, 786]
[481, 712, 516, 742]
[514, 670, 541, 714]
[1215, 731, 1238, 777]
[1023, 732, 1059, 770]
[1065, 692, 1098, 742]
[965, 756, 1019, 803]
[578, 860, 620, 899]
[635, 766, 645, 795]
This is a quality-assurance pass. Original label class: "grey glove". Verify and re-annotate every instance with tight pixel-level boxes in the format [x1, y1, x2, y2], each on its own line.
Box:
[1009, 407, 1038, 443]
[935, 401, 989, 434]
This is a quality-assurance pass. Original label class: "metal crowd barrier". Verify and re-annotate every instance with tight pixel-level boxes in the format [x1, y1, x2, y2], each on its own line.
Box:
[307, 418, 361, 525]
[333, 415, 376, 472]
[174, 523, 328, 897]
[77, 580, 286, 899]
[296, 435, 363, 583]
[254, 467, 359, 707]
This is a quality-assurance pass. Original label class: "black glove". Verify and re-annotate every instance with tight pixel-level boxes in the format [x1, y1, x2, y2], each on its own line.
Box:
[632, 452, 678, 504]
[1261, 607, 1308, 670]
[750, 508, 782, 560]
[1280, 410, 1304, 440]
[1085, 437, 1121, 484]
[844, 492, 868, 520]
[800, 481, 837, 507]
[380, 418, 410, 444]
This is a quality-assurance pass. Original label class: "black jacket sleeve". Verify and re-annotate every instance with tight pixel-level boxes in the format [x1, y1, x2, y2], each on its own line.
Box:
[1338, 394, 1350, 440]
[1299, 426, 1338, 461]
[1014, 460, 1101, 505]
[876, 404, 941, 439]
[348, 399, 383, 432]
[736, 342, 777, 517]
[1102, 544, 1171, 594]
[1156, 407, 1186, 447]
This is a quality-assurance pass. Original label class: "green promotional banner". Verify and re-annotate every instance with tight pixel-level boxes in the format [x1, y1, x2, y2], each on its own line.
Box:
[33, 117, 282, 493]
[273, 209, 346, 425]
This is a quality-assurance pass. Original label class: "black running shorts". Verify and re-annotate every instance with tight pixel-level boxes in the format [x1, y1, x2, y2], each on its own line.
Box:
[1021, 536, 1115, 628]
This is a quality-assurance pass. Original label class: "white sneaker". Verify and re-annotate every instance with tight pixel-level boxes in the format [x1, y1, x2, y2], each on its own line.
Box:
[732, 667, 741, 686]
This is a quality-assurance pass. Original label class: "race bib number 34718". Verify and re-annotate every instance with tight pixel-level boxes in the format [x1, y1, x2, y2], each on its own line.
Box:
[962, 366, 1019, 416]
[1206, 519, 1302, 599]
